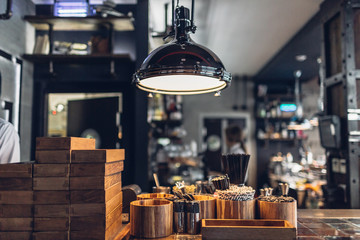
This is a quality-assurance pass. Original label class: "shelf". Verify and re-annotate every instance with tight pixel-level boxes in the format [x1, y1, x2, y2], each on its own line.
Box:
[257, 138, 300, 142]
[22, 54, 132, 63]
[24, 15, 134, 31]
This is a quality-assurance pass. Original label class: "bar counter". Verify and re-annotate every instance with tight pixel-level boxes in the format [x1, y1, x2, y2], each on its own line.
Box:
[120, 209, 360, 240]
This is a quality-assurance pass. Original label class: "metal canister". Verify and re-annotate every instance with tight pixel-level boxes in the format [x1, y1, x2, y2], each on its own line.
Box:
[173, 200, 185, 233]
[186, 200, 200, 234]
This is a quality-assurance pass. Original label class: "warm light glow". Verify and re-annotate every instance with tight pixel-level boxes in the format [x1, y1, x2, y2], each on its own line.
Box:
[138, 75, 226, 95]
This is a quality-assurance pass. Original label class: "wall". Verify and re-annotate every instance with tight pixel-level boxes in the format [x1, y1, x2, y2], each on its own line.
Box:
[182, 78, 257, 187]
[0, 0, 35, 161]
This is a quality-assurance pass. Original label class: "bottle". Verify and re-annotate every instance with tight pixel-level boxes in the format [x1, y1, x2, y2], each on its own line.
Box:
[173, 200, 186, 233]
[186, 201, 200, 234]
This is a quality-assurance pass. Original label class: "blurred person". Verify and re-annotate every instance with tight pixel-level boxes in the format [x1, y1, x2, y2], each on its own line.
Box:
[0, 117, 20, 163]
[225, 125, 247, 154]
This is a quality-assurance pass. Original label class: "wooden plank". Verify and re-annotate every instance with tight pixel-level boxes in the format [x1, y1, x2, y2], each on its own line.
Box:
[0, 178, 32, 190]
[0, 163, 33, 178]
[34, 191, 70, 204]
[34, 164, 70, 177]
[70, 203, 122, 232]
[33, 177, 69, 191]
[0, 204, 33, 217]
[34, 205, 69, 217]
[36, 137, 95, 150]
[70, 173, 121, 190]
[70, 192, 122, 216]
[0, 232, 32, 240]
[0, 191, 33, 204]
[0, 218, 33, 231]
[34, 217, 70, 231]
[32, 232, 69, 240]
[70, 182, 122, 204]
[36, 150, 71, 164]
[71, 149, 125, 163]
[70, 161, 123, 177]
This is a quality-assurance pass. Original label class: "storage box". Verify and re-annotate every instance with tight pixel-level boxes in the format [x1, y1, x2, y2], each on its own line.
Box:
[71, 149, 125, 163]
[36, 137, 95, 150]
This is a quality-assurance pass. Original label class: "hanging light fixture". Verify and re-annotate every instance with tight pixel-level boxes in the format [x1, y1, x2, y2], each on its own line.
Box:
[133, 0, 231, 95]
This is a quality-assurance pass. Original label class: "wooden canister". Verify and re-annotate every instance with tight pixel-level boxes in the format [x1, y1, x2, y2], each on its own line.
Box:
[137, 193, 174, 200]
[258, 200, 297, 227]
[130, 199, 173, 238]
[216, 199, 255, 219]
[193, 195, 216, 219]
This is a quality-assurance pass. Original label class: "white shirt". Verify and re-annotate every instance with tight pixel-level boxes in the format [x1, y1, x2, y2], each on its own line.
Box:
[229, 143, 245, 154]
[0, 118, 20, 163]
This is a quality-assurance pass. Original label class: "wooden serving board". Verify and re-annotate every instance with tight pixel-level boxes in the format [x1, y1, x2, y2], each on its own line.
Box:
[70, 192, 122, 216]
[33, 177, 69, 191]
[35, 150, 71, 164]
[0, 232, 32, 240]
[70, 173, 121, 190]
[0, 178, 32, 190]
[0, 218, 33, 231]
[34, 191, 70, 204]
[0, 204, 33, 217]
[34, 217, 70, 231]
[70, 182, 122, 204]
[34, 205, 70, 217]
[34, 164, 70, 177]
[70, 161, 124, 177]
[32, 231, 69, 240]
[71, 149, 125, 163]
[36, 137, 95, 150]
[0, 163, 33, 178]
[0, 191, 33, 204]
[201, 219, 296, 240]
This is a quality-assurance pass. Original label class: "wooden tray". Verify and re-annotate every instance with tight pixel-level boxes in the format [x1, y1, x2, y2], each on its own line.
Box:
[0, 191, 33, 204]
[0, 218, 33, 231]
[32, 231, 69, 240]
[35, 150, 71, 164]
[33, 177, 69, 191]
[34, 205, 70, 217]
[201, 219, 296, 240]
[36, 137, 95, 150]
[34, 191, 70, 205]
[0, 232, 32, 240]
[70, 173, 121, 190]
[0, 163, 33, 178]
[0, 178, 32, 190]
[34, 217, 69, 231]
[70, 161, 123, 177]
[70, 182, 122, 204]
[71, 149, 125, 163]
[34, 164, 70, 177]
[0, 204, 33, 217]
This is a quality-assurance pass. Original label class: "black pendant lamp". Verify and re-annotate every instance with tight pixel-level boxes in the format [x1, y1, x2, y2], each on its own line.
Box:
[133, 0, 231, 95]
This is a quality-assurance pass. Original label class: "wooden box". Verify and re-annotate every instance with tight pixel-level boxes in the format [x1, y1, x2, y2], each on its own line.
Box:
[0, 163, 33, 178]
[70, 182, 122, 204]
[70, 161, 123, 177]
[36, 137, 95, 150]
[70, 172, 121, 190]
[0, 232, 32, 240]
[34, 164, 70, 177]
[35, 150, 71, 164]
[34, 217, 70, 231]
[0, 218, 33, 231]
[0, 178, 32, 190]
[0, 191, 33, 204]
[34, 205, 70, 218]
[32, 231, 69, 240]
[201, 219, 296, 240]
[34, 191, 70, 205]
[33, 177, 69, 191]
[71, 149, 125, 163]
[258, 200, 297, 228]
[0, 204, 33, 217]
[216, 199, 255, 219]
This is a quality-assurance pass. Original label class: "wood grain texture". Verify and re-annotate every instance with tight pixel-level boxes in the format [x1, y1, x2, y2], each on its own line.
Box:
[0, 232, 32, 240]
[34, 164, 70, 177]
[216, 199, 255, 219]
[70, 173, 121, 190]
[0, 218, 33, 231]
[33, 177, 69, 191]
[137, 193, 174, 200]
[0, 178, 32, 190]
[258, 200, 297, 228]
[35, 150, 71, 164]
[36, 137, 95, 150]
[34, 205, 70, 217]
[70, 161, 123, 177]
[71, 149, 125, 163]
[70, 191, 122, 216]
[32, 231, 69, 240]
[0, 204, 33, 217]
[193, 195, 216, 220]
[34, 217, 69, 231]
[0, 191, 33, 204]
[201, 219, 296, 240]
[0, 163, 33, 178]
[34, 191, 70, 204]
[130, 199, 173, 238]
[70, 182, 122, 204]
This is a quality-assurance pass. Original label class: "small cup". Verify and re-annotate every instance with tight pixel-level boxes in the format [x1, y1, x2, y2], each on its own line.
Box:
[153, 186, 171, 194]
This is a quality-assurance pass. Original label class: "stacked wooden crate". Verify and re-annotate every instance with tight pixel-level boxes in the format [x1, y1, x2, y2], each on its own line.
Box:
[0, 163, 33, 240]
[33, 137, 95, 240]
[69, 149, 124, 240]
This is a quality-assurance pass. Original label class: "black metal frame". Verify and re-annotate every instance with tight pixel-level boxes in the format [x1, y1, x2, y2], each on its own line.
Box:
[0, 0, 12, 20]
